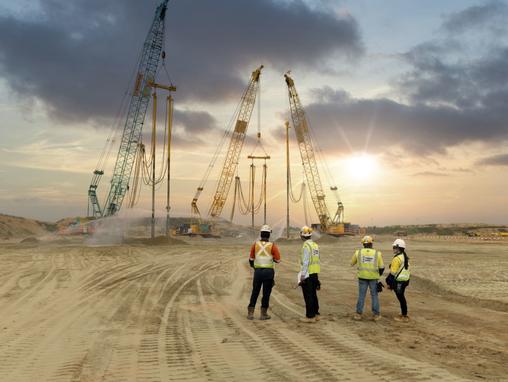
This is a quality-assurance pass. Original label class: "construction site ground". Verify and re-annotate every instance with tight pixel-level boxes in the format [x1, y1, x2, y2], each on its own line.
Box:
[0, 235, 507, 381]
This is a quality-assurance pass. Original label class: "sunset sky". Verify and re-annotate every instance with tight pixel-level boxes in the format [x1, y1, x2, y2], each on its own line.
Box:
[0, 0, 507, 227]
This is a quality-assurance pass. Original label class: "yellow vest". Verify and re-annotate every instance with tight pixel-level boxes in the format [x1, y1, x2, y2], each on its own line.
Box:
[301, 241, 320, 274]
[254, 241, 274, 268]
[393, 254, 410, 281]
[356, 248, 381, 280]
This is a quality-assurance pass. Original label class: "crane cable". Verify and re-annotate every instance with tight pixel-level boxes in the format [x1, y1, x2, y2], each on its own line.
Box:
[127, 50, 175, 207]
[307, 117, 342, 203]
[95, 46, 145, 174]
[230, 162, 267, 219]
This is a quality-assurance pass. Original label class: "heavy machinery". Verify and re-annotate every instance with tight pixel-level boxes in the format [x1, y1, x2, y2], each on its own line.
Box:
[284, 73, 351, 236]
[87, 0, 170, 218]
[190, 65, 264, 222]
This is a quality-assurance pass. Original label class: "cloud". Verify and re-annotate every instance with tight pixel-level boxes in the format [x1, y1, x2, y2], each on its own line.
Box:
[279, 2, 508, 156]
[442, 1, 508, 34]
[0, 0, 363, 124]
[412, 171, 449, 177]
[173, 109, 217, 134]
[476, 153, 508, 166]
[293, 88, 508, 156]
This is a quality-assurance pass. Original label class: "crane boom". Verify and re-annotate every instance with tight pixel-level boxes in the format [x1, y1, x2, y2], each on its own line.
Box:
[284, 73, 332, 230]
[88, 0, 170, 217]
[207, 65, 263, 218]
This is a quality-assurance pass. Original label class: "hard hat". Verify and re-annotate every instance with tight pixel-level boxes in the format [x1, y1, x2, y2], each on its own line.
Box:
[361, 235, 373, 244]
[260, 224, 272, 233]
[300, 226, 313, 237]
[392, 238, 406, 249]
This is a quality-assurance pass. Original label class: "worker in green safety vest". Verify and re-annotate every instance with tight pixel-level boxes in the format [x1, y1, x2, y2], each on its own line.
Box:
[351, 235, 384, 321]
[298, 226, 321, 323]
[386, 238, 411, 322]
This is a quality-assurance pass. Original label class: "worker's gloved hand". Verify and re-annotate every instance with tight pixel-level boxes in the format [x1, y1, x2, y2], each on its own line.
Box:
[316, 279, 321, 290]
[249, 259, 255, 269]
[300, 275, 306, 284]
[376, 281, 384, 293]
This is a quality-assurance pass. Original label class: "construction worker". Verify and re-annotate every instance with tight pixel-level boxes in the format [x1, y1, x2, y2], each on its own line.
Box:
[351, 235, 384, 321]
[386, 238, 411, 322]
[299, 226, 321, 323]
[247, 225, 281, 320]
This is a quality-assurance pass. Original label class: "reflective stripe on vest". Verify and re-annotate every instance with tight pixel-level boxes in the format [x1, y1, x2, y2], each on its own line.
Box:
[394, 254, 410, 281]
[254, 241, 274, 268]
[301, 241, 320, 274]
[356, 248, 380, 280]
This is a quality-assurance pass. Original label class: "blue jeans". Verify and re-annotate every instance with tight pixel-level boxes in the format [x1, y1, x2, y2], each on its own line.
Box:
[356, 279, 380, 315]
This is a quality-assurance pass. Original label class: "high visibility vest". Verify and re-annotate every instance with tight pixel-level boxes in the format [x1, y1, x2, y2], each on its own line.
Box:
[393, 254, 410, 281]
[356, 248, 380, 280]
[254, 241, 274, 268]
[301, 240, 320, 274]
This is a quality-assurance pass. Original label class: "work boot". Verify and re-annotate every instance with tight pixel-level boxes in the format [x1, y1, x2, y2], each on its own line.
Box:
[353, 313, 363, 321]
[372, 314, 382, 322]
[260, 307, 271, 320]
[393, 314, 409, 322]
[299, 317, 315, 323]
[247, 307, 254, 320]
[314, 314, 321, 322]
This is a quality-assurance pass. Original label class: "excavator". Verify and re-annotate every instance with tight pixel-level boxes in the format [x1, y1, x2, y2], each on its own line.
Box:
[284, 73, 352, 236]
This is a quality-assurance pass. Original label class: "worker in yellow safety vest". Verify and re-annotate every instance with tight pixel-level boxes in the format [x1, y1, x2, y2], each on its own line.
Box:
[247, 225, 281, 320]
[351, 235, 384, 321]
[386, 238, 411, 322]
[298, 226, 321, 323]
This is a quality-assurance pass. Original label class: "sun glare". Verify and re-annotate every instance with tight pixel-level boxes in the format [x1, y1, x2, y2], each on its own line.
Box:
[346, 154, 379, 180]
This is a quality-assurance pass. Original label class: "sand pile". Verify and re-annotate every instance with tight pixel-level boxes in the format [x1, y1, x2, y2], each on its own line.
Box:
[0, 214, 53, 239]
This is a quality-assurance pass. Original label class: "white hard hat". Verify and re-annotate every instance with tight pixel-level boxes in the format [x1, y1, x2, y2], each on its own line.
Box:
[361, 235, 373, 244]
[392, 238, 406, 249]
[300, 226, 313, 237]
[260, 224, 272, 233]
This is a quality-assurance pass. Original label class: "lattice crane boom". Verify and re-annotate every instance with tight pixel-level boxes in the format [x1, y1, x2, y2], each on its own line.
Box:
[207, 65, 263, 218]
[88, 0, 170, 217]
[284, 73, 332, 230]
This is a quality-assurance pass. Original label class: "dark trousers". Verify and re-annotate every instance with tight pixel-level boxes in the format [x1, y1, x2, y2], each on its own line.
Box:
[395, 281, 409, 315]
[248, 268, 274, 309]
[301, 273, 320, 318]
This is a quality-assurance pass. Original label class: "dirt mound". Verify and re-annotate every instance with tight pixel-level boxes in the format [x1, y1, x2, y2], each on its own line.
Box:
[125, 236, 187, 246]
[0, 214, 52, 239]
[19, 237, 40, 244]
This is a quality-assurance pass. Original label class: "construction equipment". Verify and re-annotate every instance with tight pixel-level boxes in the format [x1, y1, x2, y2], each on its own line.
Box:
[87, 0, 171, 218]
[171, 223, 218, 238]
[284, 72, 351, 236]
[191, 65, 264, 220]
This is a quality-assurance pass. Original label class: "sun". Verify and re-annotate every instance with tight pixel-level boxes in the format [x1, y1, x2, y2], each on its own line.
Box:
[346, 153, 379, 180]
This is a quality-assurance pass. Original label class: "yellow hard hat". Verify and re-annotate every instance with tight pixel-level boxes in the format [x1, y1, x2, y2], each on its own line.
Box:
[361, 235, 373, 244]
[300, 226, 313, 237]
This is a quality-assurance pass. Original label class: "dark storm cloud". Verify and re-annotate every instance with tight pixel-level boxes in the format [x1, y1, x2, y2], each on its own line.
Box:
[300, 90, 507, 155]
[476, 153, 508, 166]
[173, 110, 217, 134]
[0, 0, 363, 124]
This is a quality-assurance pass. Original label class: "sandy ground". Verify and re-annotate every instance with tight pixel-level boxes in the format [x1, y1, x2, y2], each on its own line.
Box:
[0, 236, 507, 381]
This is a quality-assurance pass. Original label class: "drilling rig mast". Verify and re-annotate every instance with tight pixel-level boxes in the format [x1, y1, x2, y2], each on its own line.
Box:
[284, 73, 347, 235]
[191, 65, 264, 220]
[88, 0, 171, 218]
